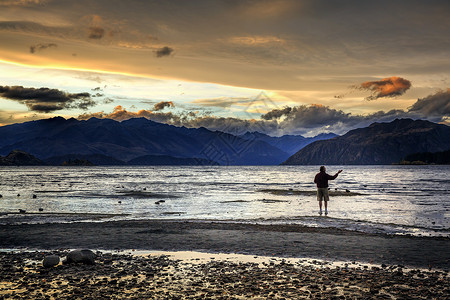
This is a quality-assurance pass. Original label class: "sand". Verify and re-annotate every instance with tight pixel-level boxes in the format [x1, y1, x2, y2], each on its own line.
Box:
[1, 250, 449, 299]
[1, 220, 449, 298]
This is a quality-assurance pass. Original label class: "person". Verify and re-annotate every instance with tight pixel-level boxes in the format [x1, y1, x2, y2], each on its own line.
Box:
[314, 166, 342, 216]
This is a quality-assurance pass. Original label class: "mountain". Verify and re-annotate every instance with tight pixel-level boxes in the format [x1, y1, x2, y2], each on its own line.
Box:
[128, 155, 219, 165]
[401, 150, 450, 165]
[283, 119, 450, 165]
[44, 154, 126, 166]
[0, 117, 288, 165]
[0, 150, 45, 166]
[239, 131, 338, 155]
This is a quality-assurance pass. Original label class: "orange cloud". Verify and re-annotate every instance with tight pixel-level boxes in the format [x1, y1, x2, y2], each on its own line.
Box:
[358, 76, 412, 100]
[228, 36, 285, 46]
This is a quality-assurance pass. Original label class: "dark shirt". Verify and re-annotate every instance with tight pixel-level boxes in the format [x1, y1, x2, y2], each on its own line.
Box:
[314, 171, 338, 188]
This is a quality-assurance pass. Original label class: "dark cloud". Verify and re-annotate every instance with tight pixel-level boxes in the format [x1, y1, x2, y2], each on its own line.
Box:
[88, 26, 105, 39]
[408, 89, 450, 117]
[0, 85, 95, 113]
[357, 76, 412, 100]
[155, 46, 173, 57]
[261, 106, 292, 120]
[29, 43, 57, 53]
[153, 101, 174, 111]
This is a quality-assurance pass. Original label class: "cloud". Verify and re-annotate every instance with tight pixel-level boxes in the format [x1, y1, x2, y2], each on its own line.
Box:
[29, 43, 57, 53]
[0, 0, 47, 6]
[227, 35, 286, 46]
[153, 101, 174, 111]
[88, 26, 105, 39]
[0, 85, 95, 113]
[192, 97, 253, 108]
[356, 76, 412, 100]
[261, 106, 292, 120]
[155, 46, 173, 57]
[77, 105, 277, 135]
[76, 90, 449, 136]
[408, 89, 450, 117]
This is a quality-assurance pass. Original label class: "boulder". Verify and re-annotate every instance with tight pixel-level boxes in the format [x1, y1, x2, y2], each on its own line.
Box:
[43, 255, 60, 268]
[66, 249, 96, 265]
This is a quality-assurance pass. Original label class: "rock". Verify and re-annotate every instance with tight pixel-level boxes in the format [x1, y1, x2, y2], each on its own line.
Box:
[43, 255, 60, 268]
[38, 208, 44, 212]
[66, 249, 96, 265]
[118, 201, 122, 204]
[17, 194, 20, 197]
[33, 194, 37, 199]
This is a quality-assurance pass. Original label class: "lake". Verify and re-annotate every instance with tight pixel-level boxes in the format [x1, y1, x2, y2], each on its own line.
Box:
[0, 165, 449, 237]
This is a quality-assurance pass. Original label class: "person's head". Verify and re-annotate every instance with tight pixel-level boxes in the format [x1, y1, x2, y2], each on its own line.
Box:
[320, 166, 326, 172]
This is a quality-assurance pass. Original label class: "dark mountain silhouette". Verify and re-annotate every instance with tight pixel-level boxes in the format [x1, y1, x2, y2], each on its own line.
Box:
[401, 150, 450, 165]
[283, 119, 450, 165]
[239, 131, 338, 155]
[61, 159, 95, 166]
[0, 150, 44, 166]
[128, 155, 219, 166]
[0, 117, 290, 165]
[44, 154, 126, 166]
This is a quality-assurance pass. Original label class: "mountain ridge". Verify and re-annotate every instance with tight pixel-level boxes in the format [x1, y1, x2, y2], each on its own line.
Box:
[0, 117, 335, 165]
[282, 118, 450, 165]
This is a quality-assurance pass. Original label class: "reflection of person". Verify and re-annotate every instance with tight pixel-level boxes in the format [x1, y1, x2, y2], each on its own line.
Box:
[314, 166, 342, 216]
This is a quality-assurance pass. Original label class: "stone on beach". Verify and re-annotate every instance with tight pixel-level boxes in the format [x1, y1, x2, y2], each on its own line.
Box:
[65, 249, 96, 265]
[43, 255, 60, 268]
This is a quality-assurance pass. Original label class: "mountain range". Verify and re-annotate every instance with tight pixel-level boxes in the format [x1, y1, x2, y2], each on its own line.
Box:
[283, 118, 450, 165]
[0, 117, 334, 165]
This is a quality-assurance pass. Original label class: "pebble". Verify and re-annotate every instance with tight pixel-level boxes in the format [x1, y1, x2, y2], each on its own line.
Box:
[0, 251, 448, 299]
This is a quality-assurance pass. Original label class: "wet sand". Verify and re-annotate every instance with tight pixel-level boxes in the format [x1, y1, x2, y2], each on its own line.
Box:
[1, 220, 449, 269]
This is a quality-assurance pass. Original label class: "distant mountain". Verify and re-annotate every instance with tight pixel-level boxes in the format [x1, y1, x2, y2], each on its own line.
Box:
[128, 155, 219, 166]
[44, 154, 126, 166]
[0, 150, 44, 166]
[239, 131, 338, 155]
[61, 159, 95, 166]
[0, 117, 288, 165]
[401, 150, 450, 165]
[283, 119, 450, 165]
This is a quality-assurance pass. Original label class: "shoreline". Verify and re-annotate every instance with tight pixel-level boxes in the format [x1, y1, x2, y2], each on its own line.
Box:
[1, 220, 449, 270]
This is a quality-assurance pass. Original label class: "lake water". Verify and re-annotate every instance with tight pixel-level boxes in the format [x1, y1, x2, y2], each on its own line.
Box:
[0, 165, 449, 237]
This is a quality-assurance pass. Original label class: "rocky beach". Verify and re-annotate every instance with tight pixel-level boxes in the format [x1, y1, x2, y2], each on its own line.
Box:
[1, 249, 448, 299]
[1, 220, 449, 299]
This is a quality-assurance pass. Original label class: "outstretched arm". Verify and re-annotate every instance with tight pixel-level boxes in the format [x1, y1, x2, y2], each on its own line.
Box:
[329, 170, 343, 180]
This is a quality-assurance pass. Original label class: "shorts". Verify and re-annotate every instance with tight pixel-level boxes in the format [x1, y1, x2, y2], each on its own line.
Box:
[317, 188, 330, 201]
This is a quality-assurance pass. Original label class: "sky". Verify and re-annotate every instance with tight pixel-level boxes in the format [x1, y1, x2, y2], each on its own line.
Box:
[0, 0, 449, 136]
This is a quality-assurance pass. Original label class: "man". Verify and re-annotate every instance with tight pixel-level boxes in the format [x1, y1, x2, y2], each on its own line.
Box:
[314, 166, 342, 216]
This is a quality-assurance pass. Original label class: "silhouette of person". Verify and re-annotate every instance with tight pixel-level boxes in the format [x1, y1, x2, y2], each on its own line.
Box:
[314, 166, 342, 215]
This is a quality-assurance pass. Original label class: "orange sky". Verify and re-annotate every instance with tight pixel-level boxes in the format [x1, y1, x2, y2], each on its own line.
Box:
[0, 0, 449, 135]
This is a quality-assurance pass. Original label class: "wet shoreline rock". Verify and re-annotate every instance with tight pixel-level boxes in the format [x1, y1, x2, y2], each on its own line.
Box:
[43, 255, 60, 268]
[65, 249, 96, 265]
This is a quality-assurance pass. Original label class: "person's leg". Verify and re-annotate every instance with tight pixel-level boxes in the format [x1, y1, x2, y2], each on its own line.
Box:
[317, 189, 323, 215]
[323, 190, 329, 215]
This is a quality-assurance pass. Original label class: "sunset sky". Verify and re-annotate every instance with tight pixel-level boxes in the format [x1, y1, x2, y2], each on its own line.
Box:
[0, 0, 449, 136]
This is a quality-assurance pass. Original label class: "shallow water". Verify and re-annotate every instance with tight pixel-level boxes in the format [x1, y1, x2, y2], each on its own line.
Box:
[0, 165, 449, 237]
